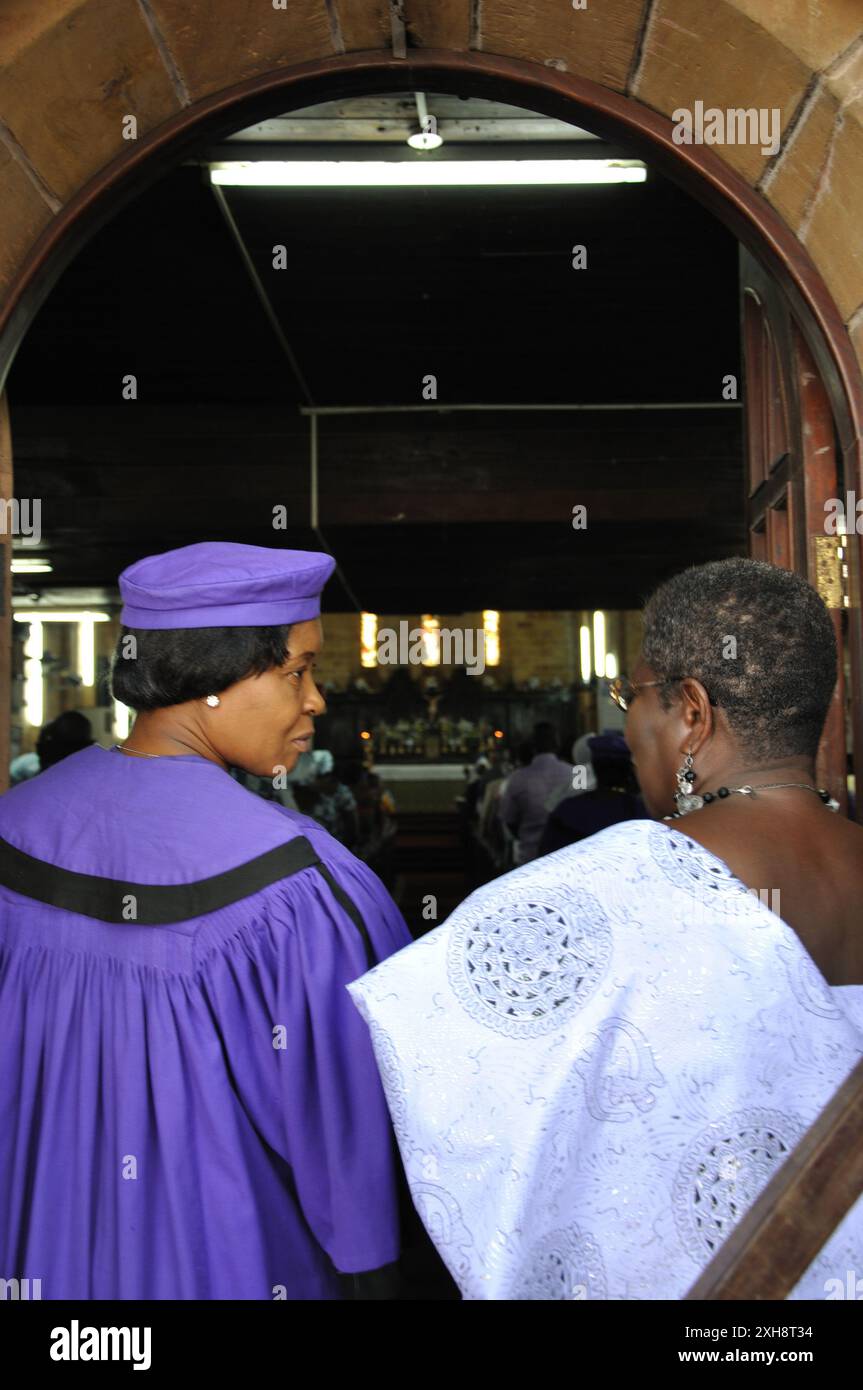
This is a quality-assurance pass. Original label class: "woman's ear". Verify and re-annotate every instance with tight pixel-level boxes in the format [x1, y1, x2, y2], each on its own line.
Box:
[679, 678, 715, 753]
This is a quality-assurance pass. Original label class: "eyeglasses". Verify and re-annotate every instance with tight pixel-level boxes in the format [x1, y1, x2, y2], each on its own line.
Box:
[606, 675, 717, 712]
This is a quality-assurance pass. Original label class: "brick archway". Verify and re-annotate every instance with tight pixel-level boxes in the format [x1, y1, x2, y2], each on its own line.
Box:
[1, 2, 861, 387]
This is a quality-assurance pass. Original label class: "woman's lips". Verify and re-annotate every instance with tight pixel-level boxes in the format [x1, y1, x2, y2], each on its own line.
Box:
[291, 734, 312, 749]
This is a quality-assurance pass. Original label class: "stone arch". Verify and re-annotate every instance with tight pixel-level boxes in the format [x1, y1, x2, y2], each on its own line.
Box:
[0, 2, 856, 383]
[0, 0, 860, 425]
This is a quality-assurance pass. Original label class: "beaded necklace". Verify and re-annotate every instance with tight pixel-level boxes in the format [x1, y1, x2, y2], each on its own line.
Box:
[666, 781, 840, 819]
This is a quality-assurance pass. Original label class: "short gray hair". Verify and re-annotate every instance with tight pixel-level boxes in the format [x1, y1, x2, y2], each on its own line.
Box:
[641, 558, 836, 760]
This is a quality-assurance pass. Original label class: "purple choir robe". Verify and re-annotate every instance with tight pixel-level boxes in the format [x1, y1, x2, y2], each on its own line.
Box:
[0, 745, 412, 1299]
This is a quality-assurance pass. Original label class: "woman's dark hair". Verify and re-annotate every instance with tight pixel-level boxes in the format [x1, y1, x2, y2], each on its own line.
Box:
[37, 710, 94, 767]
[532, 721, 559, 755]
[588, 735, 638, 793]
[641, 558, 837, 760]
[110, 624, 292, 711]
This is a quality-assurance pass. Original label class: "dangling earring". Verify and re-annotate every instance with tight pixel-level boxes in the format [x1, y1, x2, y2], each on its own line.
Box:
[205, 695, 220, 708]
[674, 751, 704, 816]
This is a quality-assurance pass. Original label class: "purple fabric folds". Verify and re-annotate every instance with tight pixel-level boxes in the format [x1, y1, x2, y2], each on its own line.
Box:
[0, 746, 411, 1299]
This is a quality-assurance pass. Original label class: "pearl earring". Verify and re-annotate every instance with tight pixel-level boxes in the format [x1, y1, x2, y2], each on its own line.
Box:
[205, 695, 220, 708]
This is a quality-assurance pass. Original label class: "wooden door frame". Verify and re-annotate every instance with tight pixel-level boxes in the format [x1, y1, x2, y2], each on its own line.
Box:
[1, 48, 862, 788]
[741, 246, 854, 811]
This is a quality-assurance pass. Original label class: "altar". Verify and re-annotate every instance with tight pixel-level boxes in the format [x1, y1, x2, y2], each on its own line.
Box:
[372, 762, 469, 814]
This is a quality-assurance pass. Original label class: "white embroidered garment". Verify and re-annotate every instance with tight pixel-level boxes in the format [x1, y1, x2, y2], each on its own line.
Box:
[348, 819, 863, 1300]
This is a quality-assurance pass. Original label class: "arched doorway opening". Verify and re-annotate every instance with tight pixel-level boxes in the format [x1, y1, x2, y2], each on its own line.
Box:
[3, 51, 863, 412]
[2, 50, 861, 814]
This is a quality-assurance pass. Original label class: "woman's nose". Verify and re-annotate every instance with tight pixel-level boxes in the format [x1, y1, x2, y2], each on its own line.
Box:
[307, 680, 326, 717]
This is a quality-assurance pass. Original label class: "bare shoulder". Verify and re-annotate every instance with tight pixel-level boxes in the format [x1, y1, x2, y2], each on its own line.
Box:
[676, 801, 862, 886]
[679, 803, 863, 978]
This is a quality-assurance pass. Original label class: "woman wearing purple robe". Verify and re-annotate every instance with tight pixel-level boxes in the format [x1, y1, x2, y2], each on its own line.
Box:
[0, 542, 413, 1299]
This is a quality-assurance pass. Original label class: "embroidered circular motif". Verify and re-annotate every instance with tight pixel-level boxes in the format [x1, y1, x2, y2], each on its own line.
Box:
[673, 1108, 805, 1261]
[650, 824, 755, 915]
[511, 1225, 607, 1300]
[446, 884, 611, 1037]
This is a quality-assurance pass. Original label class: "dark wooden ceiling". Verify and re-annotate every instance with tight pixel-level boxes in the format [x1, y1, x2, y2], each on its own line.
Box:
[7, 102, 744, 612]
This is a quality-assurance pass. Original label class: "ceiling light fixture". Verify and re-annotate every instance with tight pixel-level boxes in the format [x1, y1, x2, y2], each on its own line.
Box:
[406, 129, 444, 152]
[12, 611, 110, 623]
[407, 91, 444, 151]
[209, 160, 647, 188]
[11, 557, 53, 573]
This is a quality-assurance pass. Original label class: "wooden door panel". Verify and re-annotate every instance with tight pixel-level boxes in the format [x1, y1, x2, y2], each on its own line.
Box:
[765, 493, 791, 570]
[741, 248, 851, 813]
[795, 327, 849, 814]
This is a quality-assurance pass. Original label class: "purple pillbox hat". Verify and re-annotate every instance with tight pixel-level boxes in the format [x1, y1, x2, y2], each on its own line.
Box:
[119, 542, 336, 629]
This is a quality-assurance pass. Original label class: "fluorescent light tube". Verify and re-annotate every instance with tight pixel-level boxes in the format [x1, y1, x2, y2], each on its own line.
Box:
[210, 159, 646, 188]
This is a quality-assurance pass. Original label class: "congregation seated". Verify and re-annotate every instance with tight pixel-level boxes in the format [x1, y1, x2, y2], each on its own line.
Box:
[499, 722, 573, 863]
[538, 733, 648, 856]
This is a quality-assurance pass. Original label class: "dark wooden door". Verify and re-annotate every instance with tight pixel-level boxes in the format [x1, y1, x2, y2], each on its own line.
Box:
[740, 247, 852, 813]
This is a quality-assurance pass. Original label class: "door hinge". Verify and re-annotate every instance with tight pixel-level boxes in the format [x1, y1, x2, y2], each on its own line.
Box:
[811, 534, 846, 609]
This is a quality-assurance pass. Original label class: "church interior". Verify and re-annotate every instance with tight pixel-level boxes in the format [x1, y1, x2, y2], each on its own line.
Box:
[0, 87, 811, 930]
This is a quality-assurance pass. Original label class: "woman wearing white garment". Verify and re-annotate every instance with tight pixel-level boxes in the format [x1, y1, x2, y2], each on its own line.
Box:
[350, 558, 863, 1300]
